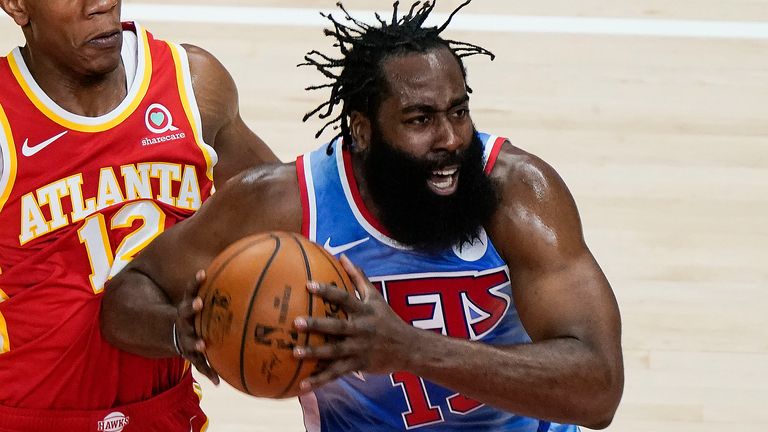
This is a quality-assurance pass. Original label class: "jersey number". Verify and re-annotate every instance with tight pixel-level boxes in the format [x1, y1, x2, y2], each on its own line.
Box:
[77, 201, 166, 294]
[392, 371, 484, 429]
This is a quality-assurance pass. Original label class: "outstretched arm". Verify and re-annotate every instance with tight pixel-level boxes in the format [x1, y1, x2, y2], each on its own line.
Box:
[295, 144, 623, 428]
[184, 44, 279, 187]
[100, 164, 301, 380]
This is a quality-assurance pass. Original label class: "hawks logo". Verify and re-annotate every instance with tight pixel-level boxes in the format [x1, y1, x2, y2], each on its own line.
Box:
[371, 267, 511, 340]
[97, 411, 130, 432]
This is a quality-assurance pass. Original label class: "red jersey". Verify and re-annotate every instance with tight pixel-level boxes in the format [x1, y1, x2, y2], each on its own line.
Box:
[0, 22, 216, 411]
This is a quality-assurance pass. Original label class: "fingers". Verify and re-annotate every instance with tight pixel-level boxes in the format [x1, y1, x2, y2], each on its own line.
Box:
[189, 350, 220, 385]
[340, 254, 370, 300]
[177, 296, 202, 321]
[293, 337, 367, 360]
[307, 280, 365, 314]
[173, 269, 218, 384]
[195, 269, 207, 285]
[175, 315, 220, 385]
[294, 316, 368, 337]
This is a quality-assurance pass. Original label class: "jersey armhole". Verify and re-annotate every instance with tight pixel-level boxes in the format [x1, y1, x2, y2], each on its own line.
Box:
[0, 104, 17, 214]
[167, 42, 218, 181]
[296, 155, 317, 241]
[484, 136, 507, 175]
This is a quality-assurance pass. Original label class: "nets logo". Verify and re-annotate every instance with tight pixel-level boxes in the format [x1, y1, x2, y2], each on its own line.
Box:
[97, 411, 130, 432]
[144, 103, 178, 134]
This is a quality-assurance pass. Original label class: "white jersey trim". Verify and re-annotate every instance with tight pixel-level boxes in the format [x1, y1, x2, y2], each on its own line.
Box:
[121, 30, 139, 90]
[302, 155, 318, 242]
[482, 134, 499, 169]
[299, 392, 322, 432]
[0, 105, 16, 214]
[171, 42, 219, 172]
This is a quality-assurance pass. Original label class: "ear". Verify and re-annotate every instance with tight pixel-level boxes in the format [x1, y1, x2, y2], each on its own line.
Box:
[0, 0, 30, 27]
[349, 111, 372, 152]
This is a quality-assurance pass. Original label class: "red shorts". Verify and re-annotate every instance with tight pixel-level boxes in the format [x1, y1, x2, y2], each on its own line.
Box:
[0, 373, 208, 432]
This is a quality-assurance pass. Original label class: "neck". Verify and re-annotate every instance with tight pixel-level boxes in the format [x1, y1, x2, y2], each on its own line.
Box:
[20, 45, 127, 117]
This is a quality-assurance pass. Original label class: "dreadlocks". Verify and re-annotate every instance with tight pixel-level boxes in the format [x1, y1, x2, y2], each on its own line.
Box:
[300, 1, 494, 153]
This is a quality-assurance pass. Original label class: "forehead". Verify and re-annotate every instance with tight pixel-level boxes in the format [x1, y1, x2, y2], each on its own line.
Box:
[379, 47, 467, 109]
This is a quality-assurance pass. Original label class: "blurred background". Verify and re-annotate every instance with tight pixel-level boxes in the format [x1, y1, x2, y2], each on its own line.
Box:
[2, 1, 766, 430]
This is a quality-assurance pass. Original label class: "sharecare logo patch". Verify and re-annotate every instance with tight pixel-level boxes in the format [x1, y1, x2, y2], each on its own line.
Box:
[142, 103, 186, 146]
[97, 412, 130, 432]
[144, 103, 178, 134]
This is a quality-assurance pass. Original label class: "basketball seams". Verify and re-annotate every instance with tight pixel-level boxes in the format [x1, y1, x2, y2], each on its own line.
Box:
[239, 234, 281, 396]
[277, 233, 314, 398]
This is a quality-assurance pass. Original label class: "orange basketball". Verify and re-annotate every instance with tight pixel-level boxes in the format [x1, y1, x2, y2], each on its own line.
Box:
[194, 231, 354, 398]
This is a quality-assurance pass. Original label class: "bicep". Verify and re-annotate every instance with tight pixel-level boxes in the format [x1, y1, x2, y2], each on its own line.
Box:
[511, 250, 620, 351]
[212, 115, 277, 187]
[489, 147, 621, 351]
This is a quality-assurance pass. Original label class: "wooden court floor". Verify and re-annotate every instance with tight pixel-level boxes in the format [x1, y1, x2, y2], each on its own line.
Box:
[1, 1, 767, 431]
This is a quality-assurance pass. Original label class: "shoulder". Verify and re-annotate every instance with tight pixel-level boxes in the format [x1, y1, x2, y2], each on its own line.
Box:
[182, 44, 237, 107]
[179, 44, 239, 143]
[487, 141, 584, 263]
[181, 44, 234, 90]
[489, 141, 573, 208]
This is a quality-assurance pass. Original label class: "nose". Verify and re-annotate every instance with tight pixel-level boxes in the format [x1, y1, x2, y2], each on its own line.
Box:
[85, 0, 119, 16]
[432, 116, 463, 154]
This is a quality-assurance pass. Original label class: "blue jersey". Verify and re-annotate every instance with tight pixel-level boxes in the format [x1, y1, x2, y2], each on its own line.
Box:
[296, 133, 579, 432]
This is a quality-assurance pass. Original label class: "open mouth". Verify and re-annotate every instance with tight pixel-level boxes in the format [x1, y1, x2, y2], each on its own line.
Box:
[427, 166, 459, 196]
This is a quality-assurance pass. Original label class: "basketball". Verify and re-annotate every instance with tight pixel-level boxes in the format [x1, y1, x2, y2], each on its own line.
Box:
[194, 231, 354, 398]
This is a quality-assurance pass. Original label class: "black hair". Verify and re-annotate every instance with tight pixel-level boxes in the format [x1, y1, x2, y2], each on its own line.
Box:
[300, 1, 494, 153]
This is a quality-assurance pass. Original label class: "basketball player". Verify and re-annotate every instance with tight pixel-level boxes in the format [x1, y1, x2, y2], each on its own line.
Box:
[0, 0, 276, 430]
[103, 1, 624, 431]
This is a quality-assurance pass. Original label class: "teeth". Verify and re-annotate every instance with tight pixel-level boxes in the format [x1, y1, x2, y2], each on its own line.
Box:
[431, 178, 453, 189]
[433, 167, 458, 176]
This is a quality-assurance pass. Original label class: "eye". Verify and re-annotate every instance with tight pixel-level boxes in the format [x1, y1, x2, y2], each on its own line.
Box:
[453, 108, 470, 119]
[406, 115, 430, 125]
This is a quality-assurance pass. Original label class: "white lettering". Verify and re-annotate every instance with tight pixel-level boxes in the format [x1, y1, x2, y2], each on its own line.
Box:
[96, 167, 126, 210]
[19, 193, 49, 244]
[65, 174, 97, 222]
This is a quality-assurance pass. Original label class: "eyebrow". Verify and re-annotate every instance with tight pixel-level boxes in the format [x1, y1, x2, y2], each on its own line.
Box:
[401, 94, 470, 114]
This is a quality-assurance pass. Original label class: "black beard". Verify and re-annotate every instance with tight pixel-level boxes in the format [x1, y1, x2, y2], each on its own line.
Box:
[361, 127, 499, 252]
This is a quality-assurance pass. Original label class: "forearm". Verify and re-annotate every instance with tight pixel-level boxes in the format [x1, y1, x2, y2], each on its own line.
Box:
[100, 269, 178, 358]
[403, 329, 622, 428]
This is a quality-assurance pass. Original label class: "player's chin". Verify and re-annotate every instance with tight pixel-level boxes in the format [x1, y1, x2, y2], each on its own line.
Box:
[80, 51, 122, 76]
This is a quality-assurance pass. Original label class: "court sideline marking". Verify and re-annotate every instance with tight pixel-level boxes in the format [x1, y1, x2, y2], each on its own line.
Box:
[121, 3, 768, 40]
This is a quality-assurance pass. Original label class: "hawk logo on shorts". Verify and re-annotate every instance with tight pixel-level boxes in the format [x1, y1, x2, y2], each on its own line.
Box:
[97, 411, 130, 432]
